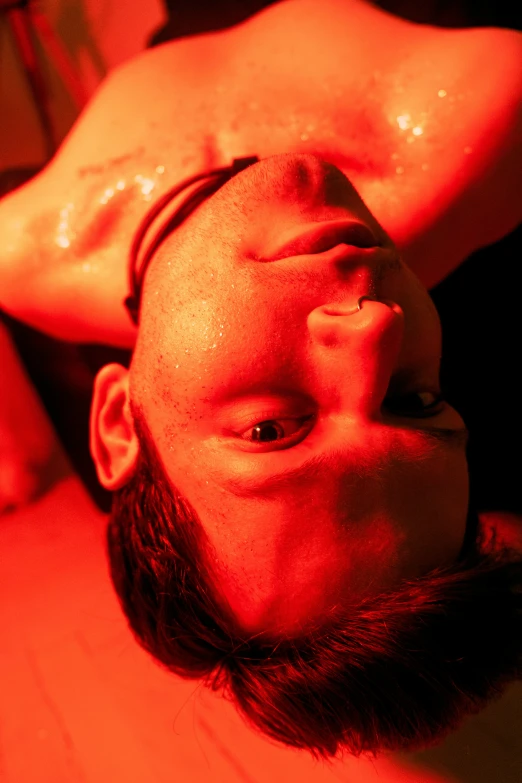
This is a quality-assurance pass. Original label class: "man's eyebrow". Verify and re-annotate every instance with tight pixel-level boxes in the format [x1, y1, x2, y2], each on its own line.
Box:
[222, 426, 469, 499]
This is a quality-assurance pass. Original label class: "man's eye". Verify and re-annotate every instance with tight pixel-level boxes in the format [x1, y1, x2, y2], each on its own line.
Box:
[239, 415, 314, 445]
[383, 391, 446, 418]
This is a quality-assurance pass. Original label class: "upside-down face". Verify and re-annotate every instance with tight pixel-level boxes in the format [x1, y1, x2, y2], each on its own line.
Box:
[91, 153, 469, 636]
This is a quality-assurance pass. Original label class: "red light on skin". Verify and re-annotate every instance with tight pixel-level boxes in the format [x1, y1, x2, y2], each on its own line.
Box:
[265, 220, 379, 261]
[479, 511, 522, 556]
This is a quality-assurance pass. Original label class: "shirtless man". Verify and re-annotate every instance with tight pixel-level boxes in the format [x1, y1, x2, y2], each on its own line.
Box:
[1, 0, 521, 761]
[0, 0, 520, 346]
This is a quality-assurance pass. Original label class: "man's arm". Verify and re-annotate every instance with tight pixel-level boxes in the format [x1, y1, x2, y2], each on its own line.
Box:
[0, 318, 73, 514]
[0, 175, 139, 349]
[400, 27, 522, 291]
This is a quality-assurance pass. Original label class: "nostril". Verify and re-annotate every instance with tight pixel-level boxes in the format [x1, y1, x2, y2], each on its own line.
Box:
[322, 304, 360, 316]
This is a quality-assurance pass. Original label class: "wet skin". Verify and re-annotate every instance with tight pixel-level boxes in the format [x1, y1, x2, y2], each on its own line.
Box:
[1, 1, 520, 350]
[90, 153, 469, 636]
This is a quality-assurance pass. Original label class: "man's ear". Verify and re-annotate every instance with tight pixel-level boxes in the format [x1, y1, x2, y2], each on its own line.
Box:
[89, 363, 139, 490]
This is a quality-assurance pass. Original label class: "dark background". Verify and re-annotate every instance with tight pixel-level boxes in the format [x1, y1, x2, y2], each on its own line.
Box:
[147, 0, 522, 43]
[2, 0, 521, 514]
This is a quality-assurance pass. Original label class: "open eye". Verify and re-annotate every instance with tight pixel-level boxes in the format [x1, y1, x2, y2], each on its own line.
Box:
[239, 414, 315, 447]
[383, 391, 446, 418]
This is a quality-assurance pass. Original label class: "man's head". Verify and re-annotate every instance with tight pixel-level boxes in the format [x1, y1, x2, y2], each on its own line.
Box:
[92, 155, 468, 632]
[91, 153, 469, 633]
[104, 402, 522, 761]
[90, 154, 522, 758]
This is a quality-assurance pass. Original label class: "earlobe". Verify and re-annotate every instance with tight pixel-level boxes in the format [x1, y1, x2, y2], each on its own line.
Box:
[89, 363, 139, 490]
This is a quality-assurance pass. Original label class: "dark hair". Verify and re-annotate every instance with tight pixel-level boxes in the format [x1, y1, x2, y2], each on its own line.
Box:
[107, 405, 522, 763]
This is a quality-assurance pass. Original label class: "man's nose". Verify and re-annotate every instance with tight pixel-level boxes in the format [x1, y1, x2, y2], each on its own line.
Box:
[307, 298, 405, 418]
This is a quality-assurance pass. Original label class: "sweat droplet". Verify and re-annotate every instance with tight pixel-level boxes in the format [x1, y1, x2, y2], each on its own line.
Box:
[99, 187, 115, 204]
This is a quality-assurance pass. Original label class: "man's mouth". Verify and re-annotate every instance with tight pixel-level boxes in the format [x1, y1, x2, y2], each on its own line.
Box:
[265, 220, 380, 261]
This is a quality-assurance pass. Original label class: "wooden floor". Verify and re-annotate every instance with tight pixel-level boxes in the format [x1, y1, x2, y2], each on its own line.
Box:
[1, 476, 521, 783]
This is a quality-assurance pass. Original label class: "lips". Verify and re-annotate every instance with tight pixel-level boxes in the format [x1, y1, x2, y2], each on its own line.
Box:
[267, 220, 379, 261]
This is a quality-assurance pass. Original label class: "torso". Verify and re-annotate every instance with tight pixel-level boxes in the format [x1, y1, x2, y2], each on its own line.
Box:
[1, 0, 520, 347]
